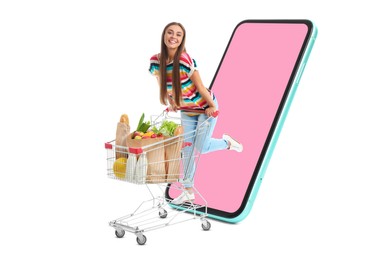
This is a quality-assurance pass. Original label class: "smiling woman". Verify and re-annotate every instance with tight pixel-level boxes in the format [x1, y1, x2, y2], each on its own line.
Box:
[148, 22, 243, 205]
[155, 22, 189, 107]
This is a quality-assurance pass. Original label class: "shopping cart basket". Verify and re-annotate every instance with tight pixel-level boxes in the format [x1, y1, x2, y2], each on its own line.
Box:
[105, 109, 214, 245]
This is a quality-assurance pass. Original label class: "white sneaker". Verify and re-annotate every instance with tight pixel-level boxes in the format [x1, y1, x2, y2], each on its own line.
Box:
[223, 134, 243, 152]
[171, 191, 195, 205]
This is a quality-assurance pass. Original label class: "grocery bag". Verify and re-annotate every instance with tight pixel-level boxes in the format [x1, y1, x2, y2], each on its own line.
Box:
[126, 137, 166, 183]
[164, 135, 183, 182]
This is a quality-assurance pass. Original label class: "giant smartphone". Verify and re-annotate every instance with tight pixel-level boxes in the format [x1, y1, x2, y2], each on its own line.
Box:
[166, 20, 317, 223]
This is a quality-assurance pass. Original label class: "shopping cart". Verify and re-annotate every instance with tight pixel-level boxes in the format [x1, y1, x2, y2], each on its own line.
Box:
[105, 109, 214, 245]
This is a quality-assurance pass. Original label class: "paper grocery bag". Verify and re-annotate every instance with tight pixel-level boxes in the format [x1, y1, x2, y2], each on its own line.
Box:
[164, 136, 183, 183]
[126, 137, 166, 183]
[115, 122, 130, 159]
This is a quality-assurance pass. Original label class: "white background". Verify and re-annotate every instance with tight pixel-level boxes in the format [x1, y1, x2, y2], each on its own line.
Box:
[1, 0, 389, 259]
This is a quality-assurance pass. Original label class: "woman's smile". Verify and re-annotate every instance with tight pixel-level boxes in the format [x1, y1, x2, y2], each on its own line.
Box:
[169, 38, 178, 44]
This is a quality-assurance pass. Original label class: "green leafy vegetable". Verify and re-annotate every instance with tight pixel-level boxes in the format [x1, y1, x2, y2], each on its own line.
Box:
[136, 113, 151, 133]
[136, 113, 145, 131]
[135, 114, 179, 137]
[159, 120, 179, 136]
[151, 126, 160, 134]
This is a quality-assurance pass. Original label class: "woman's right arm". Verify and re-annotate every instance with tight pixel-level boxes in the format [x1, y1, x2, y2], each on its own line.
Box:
[155, 75, 177, 111]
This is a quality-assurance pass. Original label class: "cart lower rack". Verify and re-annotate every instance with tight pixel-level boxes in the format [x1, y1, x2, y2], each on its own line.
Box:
[105, 111, 212, 245]
[108, 185, 211, 245]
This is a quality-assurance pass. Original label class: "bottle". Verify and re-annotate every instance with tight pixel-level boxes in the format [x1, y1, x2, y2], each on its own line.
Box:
[135, 153, 147, 184]
[126, 153, 137, 182]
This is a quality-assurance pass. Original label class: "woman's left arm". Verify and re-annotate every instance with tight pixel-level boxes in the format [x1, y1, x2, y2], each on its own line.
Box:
[190, 70, 217, 117]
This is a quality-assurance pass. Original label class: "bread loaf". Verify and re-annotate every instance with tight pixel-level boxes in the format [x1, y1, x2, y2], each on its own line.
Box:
[116, 114, 130, 159]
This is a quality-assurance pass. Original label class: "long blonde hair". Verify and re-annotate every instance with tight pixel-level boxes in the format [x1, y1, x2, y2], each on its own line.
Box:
[159, 22, 186, 106]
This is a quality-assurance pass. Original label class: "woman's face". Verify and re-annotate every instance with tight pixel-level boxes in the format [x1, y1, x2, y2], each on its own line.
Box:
[164, 24, 184, 51]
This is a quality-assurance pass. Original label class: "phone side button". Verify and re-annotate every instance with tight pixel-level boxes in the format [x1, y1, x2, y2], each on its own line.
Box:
[295, 62, 306, 85]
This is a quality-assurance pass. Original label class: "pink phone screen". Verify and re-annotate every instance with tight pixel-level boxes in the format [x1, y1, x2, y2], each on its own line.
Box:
[169, 22, 309, 214]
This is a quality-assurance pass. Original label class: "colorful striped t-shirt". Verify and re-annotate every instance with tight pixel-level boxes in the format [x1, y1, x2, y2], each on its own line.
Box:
[149, 52, 213, 109]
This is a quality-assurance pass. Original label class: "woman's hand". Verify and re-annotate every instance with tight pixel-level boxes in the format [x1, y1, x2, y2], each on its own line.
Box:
[205, 106, 217, 117]
[167, 96, 178, 112]
[168, 104, 178, 112]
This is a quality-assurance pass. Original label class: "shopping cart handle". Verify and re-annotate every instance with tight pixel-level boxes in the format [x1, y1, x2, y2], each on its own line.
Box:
[166, 107, 219, 117]
[182, 142, 192, 148]
[211, 110, 219, 117]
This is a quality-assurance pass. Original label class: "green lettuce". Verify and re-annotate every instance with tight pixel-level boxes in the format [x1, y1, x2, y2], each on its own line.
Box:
[159, 120, 179, 136]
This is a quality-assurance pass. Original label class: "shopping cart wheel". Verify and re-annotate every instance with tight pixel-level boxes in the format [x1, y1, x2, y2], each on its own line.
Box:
[115, 229, 125, 238]
[136, 234, 147, 245]
[159, 208, 168, 218]
[201, 220, 211, 231]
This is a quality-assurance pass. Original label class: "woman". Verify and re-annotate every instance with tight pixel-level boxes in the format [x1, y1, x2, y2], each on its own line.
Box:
[149, 22, 243, 204]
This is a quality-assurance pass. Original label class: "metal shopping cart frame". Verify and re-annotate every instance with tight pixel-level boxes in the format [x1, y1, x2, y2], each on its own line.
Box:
[105, 109, 215, 245]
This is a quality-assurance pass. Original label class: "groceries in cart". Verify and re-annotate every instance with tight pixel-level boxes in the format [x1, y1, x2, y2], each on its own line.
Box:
[109, 112, 185, 184]
[105, 109, 213, 245]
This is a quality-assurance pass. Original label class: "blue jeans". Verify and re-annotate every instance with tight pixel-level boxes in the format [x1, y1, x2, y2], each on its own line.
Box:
[180, 98, 228, 188]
